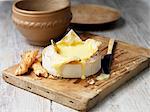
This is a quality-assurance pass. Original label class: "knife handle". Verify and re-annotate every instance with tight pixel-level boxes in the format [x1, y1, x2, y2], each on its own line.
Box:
[107, 38, 115, 54]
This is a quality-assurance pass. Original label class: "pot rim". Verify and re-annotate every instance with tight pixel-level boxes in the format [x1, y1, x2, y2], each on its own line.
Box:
[13, 0, 71, 15]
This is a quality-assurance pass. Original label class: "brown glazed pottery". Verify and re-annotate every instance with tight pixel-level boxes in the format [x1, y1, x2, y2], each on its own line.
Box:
[12, 0, 72, 46]
[71, 4, 120, 24]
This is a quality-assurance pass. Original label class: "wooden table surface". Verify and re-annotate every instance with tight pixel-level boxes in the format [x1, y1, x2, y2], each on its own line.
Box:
[0, 0, 150, 112]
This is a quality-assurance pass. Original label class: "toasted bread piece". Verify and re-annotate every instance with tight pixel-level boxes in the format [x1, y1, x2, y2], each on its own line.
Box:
[15, 50, 39, 75]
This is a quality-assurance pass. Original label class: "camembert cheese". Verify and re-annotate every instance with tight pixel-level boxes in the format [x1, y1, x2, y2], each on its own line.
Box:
[42, 29, 102, 79]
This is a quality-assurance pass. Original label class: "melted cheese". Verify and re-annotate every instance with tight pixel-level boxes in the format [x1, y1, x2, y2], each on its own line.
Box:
[81, 61, 86, 79]
[46, 29, 101, 79]
[57, 29, 82, 46]
[57, 39, 100, 61]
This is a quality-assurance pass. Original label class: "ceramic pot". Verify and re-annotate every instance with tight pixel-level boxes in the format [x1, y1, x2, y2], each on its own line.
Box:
[12, 0, 72, 46]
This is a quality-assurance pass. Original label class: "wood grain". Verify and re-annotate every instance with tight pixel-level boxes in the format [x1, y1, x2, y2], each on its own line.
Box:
[2, 35, 150, 111]
[0, 0, 150, 112]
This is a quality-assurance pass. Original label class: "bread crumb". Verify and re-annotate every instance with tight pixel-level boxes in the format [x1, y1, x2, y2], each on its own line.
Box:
[87, 79, 95, 85]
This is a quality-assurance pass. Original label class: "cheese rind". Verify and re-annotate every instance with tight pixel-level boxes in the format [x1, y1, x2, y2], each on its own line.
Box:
[42, 45, 101, 78]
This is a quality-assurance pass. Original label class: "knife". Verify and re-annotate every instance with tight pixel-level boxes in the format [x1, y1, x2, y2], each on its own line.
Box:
[101, 38, 115, 74]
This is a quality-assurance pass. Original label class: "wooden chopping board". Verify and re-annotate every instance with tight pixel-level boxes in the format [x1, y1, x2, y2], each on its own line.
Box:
[2, 33, 150, 111]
